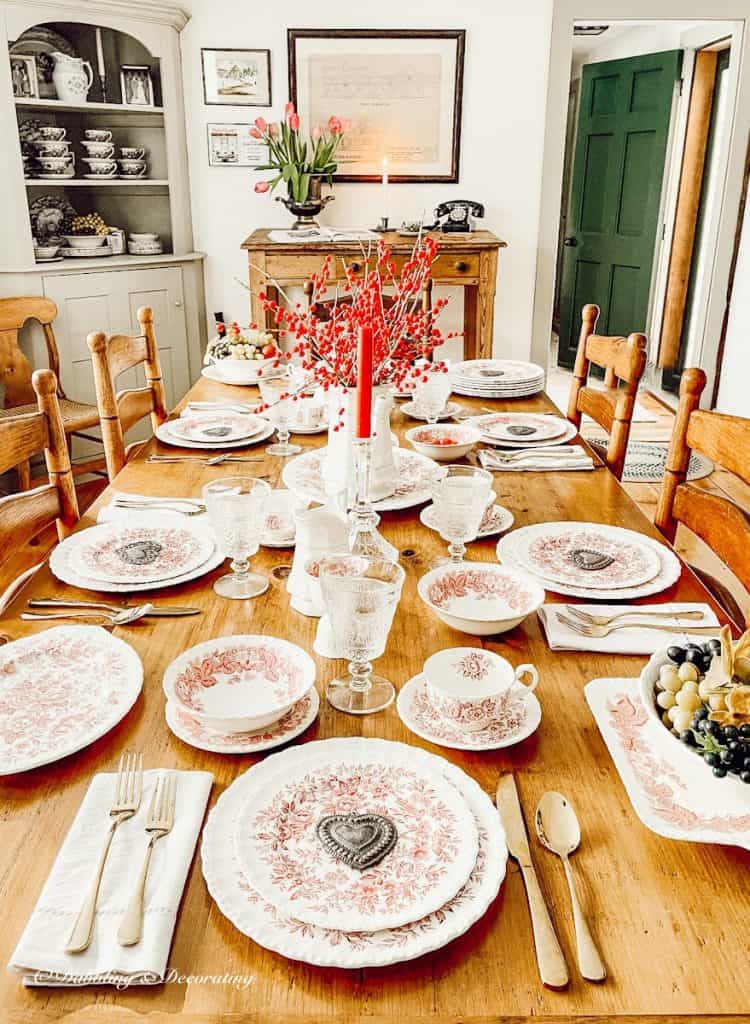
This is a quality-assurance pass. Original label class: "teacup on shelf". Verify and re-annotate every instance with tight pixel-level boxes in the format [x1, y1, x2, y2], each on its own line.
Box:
[34, 140, 72, 157]
[82, 158, 117, 175]
[39, 126, 66, 141]
[38, 155, 74, 173]
[81, 141, 115, 158]
[117, 159, 147, 177]
[84, 129, 112, 142]
[34, 244, 60, 260]
[120, 146, 146, 160]
[423, 647, 538, 732]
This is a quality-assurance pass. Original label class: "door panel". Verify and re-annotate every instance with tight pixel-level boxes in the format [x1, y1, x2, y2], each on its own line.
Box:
[558, 50, 682, 367]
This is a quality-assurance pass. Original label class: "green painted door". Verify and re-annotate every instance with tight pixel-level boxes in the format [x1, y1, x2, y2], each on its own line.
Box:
[557, 50, 682, 367]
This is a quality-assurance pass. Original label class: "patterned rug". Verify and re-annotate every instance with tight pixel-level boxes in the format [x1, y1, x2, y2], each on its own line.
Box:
[587, 439, 714, 483]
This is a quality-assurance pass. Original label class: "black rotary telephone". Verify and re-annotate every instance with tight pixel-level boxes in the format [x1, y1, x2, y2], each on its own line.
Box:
[432, 200, 485, 233]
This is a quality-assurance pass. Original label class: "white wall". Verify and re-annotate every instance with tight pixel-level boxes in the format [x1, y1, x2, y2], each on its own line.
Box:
[179, 0, 553, 360]
[571, 22, 696, 78]
[716, 193, 750, 416]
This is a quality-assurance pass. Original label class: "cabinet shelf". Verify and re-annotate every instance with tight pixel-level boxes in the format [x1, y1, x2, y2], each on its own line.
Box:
[15, 98, 164, 115]
[25, 179, 169, 187]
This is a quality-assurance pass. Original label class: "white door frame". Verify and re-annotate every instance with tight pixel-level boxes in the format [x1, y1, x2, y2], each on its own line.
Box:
[532, 0, 750, 408]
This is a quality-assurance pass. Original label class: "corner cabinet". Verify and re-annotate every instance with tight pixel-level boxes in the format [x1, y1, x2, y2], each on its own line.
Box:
[0, 0, 205, 449]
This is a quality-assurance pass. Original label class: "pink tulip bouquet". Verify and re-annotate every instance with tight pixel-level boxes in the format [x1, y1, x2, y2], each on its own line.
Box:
[252, 103, 351, 204]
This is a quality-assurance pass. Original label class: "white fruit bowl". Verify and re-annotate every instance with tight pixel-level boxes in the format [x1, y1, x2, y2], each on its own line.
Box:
[405, 424, 481, 462]
[418, 562, 545, 636]
[65, 235, 107, 249]
[209, 355, 277, 384]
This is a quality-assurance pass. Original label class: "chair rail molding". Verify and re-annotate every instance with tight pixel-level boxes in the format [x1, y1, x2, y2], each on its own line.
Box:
[3, 0, 190, 31]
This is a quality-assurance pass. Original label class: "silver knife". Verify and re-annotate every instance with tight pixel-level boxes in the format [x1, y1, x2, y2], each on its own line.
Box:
[28, 599, 201, 617]
[496, 774, 569, 989]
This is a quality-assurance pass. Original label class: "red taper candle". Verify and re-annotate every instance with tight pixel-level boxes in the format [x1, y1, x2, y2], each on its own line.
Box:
[356, 326, 373, 438]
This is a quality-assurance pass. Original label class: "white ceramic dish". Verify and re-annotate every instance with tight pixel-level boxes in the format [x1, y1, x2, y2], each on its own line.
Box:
[61, 246, 113, 258]
[64, 234, 107, 248]
[209, 355, 277, 384]
[400, 399, 462, 422]
[163, 634, 316, 734]
[129, 232, 159, 242]
[475, 419, 578, 449]
[155, 418, 274, 450]
[405, 423, 481, 462]
[418, 562, 546, 636]
[168, 412, 266, 444]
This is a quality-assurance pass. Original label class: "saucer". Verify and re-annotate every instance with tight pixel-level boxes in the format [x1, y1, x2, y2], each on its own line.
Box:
[165, 687, 319, 753]
[396, 673, 541, 750]
[401, 400, 462, 422]
[420, 502, 514, 539]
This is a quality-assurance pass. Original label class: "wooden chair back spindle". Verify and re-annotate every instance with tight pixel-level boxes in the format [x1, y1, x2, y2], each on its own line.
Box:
[655, 366, 750, 627]
[566, 303, 648, 480]
[87, 307, 168, 481]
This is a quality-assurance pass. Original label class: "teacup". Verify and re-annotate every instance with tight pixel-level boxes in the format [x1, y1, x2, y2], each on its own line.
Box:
[84, 129, 112, 142]
[120, 146, 146, 160]
[81, 141, 115, 158]
[34, 141, 72, 157]
[38, 155, 74, 172]
[117, 160, 147, 177]
[423, 647, 538, 732]
[83, 159, 117, 175]
[39, 126, 66, 141]
[34, 244, 60, 260]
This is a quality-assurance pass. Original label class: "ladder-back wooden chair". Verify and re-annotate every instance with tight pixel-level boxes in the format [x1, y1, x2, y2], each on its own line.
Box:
[566, 303, 648, 480]
[86, 307, 168, 481]
[0, 368, 80, 613]
[0, 296, 101, 487]
[655, 366, 750, 628]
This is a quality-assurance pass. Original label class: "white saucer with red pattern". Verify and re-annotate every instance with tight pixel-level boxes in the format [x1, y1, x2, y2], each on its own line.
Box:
[397, 673, 541, 751]
[165, 688, 319, 753]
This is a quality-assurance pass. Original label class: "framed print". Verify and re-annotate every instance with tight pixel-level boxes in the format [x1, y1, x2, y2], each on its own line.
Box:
[201, 48, 272, 107]
[207, 123, 266, 166]
[120, 65, 155, 107]
[288, 29, 465, 183]
[10, 55, 38, 99]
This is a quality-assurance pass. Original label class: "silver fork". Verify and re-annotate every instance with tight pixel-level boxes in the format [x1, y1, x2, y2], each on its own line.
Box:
[557, 612, 721, 639]
[117, 773, 177, 947]
[113, 498, 206, 516]
[22, 603, 154, 626]
[65, 751, 144, 953]
[564, 605, 707, 627]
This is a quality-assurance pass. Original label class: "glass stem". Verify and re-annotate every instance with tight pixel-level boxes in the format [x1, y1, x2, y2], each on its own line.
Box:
[348, 658, 373, 693]
[230, 557, 250, 578]
[448, 541, 466, 562]
[278, 426, 290, 445]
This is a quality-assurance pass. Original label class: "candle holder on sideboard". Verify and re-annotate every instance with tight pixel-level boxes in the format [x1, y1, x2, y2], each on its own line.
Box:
[373, 217, 390, 233]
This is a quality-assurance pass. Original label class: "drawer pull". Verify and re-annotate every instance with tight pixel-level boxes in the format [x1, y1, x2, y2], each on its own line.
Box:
[350, 261, 361, 273]
[455, 260, 469, 272]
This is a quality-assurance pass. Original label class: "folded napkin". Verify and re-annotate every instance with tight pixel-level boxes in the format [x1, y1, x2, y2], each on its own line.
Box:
[538, 603, 720, 655]
[477, 445, 594, 472]
[9, 769, 213, 987]
[98, 493, 207, 523]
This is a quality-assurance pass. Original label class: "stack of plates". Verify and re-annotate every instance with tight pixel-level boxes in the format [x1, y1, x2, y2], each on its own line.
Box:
[497, 521, 682, 600]
[155, 412, 274, 450]
[50, 513, 224, 592]
[468, 411, 578, 448]
[451, 359, 545, 398]
[201, 737, 507, 967]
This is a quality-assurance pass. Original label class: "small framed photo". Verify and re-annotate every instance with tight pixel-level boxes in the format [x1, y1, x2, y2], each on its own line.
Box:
[207, 123, 265, 166]
[201, 48, 271, 107]
[10, 55, 38, 99]
[120, 64, 155, 107]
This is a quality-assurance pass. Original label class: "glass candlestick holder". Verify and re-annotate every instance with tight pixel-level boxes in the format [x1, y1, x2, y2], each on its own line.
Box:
[348, 437, 398, 562]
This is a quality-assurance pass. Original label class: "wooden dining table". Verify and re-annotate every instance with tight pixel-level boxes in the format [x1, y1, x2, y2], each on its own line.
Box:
[1, 376, 748, 1024]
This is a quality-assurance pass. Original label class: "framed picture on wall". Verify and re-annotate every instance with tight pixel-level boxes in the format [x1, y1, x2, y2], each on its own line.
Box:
[287, 29, 465, 183]
[201, 48, 272, 106]
[10, 55, 38, 99]
[207, 123, 265, 166]
[120, 65, 155, 107]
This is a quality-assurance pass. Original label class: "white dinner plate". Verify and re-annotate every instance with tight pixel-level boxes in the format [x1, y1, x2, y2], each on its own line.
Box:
[155, 418, 274, 450]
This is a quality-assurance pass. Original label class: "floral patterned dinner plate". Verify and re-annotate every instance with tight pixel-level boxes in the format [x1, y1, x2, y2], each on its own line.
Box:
[64, 520, 216, 585]
[473, 412, 568, 443]
[282, 447, 443, 512]
[168, 412, 266, 443]
[0, 627, 143, 775]
[397, 674, 541, 751]
[201, 738, 506, 968]
[155, 418, 274, 450]
[165, 688, 319, 754]
[232, 737, 479, 932]
[451, 359, 545, 384]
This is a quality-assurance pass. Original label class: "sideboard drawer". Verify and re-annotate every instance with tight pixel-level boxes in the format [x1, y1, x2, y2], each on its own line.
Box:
[262, 250, 480, 284]
[431, 253, 480, 280]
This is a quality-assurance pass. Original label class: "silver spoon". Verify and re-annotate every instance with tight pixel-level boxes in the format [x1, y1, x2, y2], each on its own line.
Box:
[21, 603, 155, 626]
[534, 792, 607, 982]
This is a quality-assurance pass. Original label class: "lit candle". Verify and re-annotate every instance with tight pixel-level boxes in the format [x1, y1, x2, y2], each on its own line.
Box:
[381, 156, 389, 222]
[95, 27, 105, 81]
[356, 326, 373, 439]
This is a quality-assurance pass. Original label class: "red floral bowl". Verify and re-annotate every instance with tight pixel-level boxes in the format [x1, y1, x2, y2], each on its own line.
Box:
[418, 563, 545, 635]
[405, 424, 481, 462]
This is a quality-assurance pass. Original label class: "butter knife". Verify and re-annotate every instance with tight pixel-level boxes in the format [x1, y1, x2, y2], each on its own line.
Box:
[28, 599, 200, 617]
[496, 774, 569, 989]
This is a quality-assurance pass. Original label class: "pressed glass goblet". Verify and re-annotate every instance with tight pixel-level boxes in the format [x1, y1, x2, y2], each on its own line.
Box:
[431, 465, 493, 563]
[258, 376, 302, 456]
[203, 476, 271, 599]
[414, 370, 453, 424]
[318, 553, 405, 714]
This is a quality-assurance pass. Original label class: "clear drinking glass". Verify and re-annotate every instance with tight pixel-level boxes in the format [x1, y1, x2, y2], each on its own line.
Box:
[431, 465, 493, 563]
[258, 376, 302, 456]
[414, 369, 453, 423]
[318, 553, 405, 714]
[203, 476, 271, 599]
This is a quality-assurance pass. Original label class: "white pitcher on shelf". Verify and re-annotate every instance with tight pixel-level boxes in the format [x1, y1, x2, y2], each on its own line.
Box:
[52, 53, 93, 103]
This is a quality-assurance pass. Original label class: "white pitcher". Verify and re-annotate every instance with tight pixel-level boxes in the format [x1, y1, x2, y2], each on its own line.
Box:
[287, 495, 349, 616]
[52, 53, 93, 103]
[321, 385, 397, 502]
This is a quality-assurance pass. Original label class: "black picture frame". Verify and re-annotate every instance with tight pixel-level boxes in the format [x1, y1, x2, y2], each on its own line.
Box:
[201, 47, 272, 107]
[287, 28, 465, 183]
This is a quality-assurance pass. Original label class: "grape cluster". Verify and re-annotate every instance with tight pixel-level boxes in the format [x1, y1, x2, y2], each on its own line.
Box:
[666, 642, 750, 783]
[71, 213, 110, 236]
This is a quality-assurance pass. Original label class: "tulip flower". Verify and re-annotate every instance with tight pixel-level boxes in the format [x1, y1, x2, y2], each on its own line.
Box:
[327, 116, 342, 134]
[254, 116, 267, 132]
[289, 112, 300, 131]
[249, 126, 263, 139]
[285, 101, 295, 119]
[312, 124, 322, 141]
[254, 180, 270, 193]
[269, 123, 279, 137]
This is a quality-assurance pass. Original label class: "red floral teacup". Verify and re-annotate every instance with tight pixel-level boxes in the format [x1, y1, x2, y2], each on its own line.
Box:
[423, 647, 538, 732]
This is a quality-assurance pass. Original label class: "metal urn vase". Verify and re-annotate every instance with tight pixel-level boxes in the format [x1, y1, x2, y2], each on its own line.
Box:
[276, 176, 334, 231]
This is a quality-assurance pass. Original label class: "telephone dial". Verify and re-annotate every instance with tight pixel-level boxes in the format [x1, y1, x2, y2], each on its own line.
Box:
[432, 200, 485, 233]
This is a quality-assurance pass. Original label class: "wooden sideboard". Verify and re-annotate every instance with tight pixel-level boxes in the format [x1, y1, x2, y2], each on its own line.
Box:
[241, 229, 507, 361]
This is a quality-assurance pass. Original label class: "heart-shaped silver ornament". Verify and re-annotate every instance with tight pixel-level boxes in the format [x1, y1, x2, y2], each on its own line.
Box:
[506, 424, 536, 436]
[570, 547, 615, 571]
[316, 813, 398, 870]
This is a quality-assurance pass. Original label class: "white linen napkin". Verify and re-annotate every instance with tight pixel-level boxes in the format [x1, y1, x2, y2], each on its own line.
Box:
[477, 445, 594, 472]
[97, 493, 207, 523]
[538, 603, 720, 654]
[9, 769, 213, 987]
